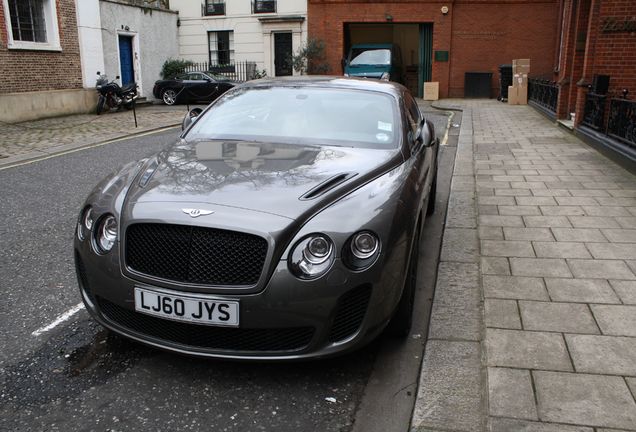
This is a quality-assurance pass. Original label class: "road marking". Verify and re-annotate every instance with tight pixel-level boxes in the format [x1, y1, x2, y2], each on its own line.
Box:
[0, 125, 179, 172]
[31, 303, 85, 336]
[440, 111, 454, 146]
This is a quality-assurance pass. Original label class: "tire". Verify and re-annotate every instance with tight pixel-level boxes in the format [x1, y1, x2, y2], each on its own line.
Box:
[387, 222, 420, 337]
[96, 95, 106, 115]
[162, 89, 177, 106]
[426, 172, 437, 216]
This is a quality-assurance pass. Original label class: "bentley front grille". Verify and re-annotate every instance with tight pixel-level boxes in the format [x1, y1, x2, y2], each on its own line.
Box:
[125, 223, 268, 286]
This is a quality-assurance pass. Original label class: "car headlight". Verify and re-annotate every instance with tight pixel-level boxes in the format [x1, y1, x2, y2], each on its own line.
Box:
[289, 234, 335, 280]
[77, 206, 93, 241]
[344, 231, 381, 270]
[94, 214, 118, 253]
[380, 72, 390, 81]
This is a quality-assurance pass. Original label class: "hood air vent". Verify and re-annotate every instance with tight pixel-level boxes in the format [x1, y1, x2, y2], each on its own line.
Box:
[299, 172, 358, 201]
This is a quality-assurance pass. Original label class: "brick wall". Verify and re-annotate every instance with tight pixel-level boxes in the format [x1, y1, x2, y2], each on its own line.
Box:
[0, 0, 83, 94]
[591, 0, 636, 96]
[308, 0, 558, 98]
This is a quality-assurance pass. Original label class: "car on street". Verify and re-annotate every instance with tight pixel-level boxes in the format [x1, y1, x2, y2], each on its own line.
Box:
[344, 43, 404, 84]
[74, 76, 438, 360]
[153, 71, 236, 105]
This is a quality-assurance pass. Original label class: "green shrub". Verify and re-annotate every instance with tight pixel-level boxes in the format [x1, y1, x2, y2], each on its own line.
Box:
[290, 38, 329, 75]
[160, 58, 194, 79]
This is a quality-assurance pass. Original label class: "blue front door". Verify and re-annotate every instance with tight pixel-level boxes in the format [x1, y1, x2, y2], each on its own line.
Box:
[118, 36, 134, 85]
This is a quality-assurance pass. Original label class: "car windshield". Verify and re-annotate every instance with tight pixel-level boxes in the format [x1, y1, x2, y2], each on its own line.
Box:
[186, 87, 399, 148]
[349, 49, 391, 66]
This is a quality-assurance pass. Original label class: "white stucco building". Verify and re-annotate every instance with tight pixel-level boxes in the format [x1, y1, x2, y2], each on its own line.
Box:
[170, 0, 307, 77]
[76, 0, 179, 99]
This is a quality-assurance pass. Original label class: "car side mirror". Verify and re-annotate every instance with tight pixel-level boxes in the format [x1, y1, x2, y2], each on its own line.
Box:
[182, 108, 203, 131]
[421, 119, 436, 147]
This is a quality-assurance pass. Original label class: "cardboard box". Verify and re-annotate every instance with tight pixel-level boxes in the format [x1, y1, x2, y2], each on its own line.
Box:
[513, 58, 530, 75]
[423, 82, 439, 101]
[517, 85, 528, 105]
[513, 73, 528, 88]
[508, 86, 519, 105]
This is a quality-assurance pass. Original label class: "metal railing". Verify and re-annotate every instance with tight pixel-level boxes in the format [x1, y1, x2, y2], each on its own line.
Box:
[607, 97, 636, 149]
[183, 61, 259, 82]
[253, 0, 276, 13]
[528, 79, 559, 114]
[581, 92, 607, 130]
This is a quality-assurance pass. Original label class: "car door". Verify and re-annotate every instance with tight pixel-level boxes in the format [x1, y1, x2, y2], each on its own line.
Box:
[185, 73, 219, 102]
[404, 92, 433, 208]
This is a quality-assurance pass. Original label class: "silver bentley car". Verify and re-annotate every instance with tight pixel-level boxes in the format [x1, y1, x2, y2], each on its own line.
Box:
[74, 77, 438, 360]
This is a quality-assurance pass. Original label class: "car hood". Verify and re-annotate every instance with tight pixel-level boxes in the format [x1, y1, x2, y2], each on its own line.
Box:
[125, 139, 403, 220]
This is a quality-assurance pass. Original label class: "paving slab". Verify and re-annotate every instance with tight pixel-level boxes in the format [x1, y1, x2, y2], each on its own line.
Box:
[489, 418, 593, 432]
[610, 280, 636, 304]
[440, 228, 479, 263]
[566, 334, 636, 375]
[483, 275, 549, 301]
[545, 278, 620, 304]
[519, 301, 599, 334]
[485, 329, 572, 371]
[534, 371, 636, 429]
[510, 258, 573, 278]
[568, 259, 636, 280]
[484, 299, 521, 329]
[488, 367, 537, 420]
[590, 305, 636, 337]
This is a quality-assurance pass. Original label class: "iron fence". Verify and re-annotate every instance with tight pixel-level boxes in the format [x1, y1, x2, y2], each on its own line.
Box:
[183, 61, 259, 82]
[528, 79, 559, 114]
[582, 92, 607, 130]
[607, 98, 636, 149]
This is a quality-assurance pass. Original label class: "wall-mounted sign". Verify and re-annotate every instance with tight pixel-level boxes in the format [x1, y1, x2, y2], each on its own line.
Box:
[435, 51, 449, 62]
[601, 18, 636, 33]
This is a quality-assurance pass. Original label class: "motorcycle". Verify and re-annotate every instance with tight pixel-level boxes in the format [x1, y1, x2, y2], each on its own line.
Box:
[95, 72, 138, 115]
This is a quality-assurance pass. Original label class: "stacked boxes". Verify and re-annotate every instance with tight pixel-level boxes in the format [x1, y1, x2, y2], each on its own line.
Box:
[508, 59, 530, 105]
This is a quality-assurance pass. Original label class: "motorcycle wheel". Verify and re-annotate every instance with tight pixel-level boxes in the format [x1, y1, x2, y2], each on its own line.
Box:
[96, 96, 106, 115]
[162, 89, 177, 106]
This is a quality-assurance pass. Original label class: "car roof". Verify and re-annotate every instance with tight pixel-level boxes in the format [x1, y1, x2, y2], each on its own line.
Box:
[239, 76, 406, 98]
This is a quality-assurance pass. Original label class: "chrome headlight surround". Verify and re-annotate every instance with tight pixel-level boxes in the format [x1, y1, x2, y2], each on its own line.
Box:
[92, 214, 118, 254]
[343, 231, 381, 271]
[288, 234, 335, 280]
[77, 206, 93, 241]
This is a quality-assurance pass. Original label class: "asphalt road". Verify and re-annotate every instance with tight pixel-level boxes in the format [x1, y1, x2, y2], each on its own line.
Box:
[0, 108, 453, 432]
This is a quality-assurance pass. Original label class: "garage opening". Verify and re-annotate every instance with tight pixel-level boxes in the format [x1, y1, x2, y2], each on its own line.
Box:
[344, 23, 432, 97]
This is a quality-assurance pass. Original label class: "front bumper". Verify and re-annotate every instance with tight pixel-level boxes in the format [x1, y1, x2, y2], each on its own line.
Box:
[75, 247, 404, 360]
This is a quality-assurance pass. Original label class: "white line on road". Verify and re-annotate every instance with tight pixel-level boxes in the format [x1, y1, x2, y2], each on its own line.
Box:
[31, 303, 85, 336]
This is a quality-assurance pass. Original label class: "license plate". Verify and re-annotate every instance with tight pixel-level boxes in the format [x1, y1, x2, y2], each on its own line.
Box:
[134, 287, 239, 327]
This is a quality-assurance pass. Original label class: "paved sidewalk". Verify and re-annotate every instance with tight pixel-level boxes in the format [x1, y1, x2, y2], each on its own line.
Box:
[0, 104, 193, 167]
[413, 99, 636, 432]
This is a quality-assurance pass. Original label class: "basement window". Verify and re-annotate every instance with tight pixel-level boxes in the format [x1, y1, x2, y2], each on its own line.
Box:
[3, 0, 61, 51]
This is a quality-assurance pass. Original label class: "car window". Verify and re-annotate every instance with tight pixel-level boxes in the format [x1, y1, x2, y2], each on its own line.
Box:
[349, 49, 391, 66]
[175, 73, 188, 80]
[404, 93, 421, 136]
[188, 73, 203, 81]
[186, 87, 399, 149]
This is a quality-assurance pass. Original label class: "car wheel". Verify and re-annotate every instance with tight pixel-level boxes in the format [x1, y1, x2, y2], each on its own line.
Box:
[387, 222, 420, 337]
[96, 95, 106, 115]
[162, 89, 177, 105]
[426, 172, 437, 216]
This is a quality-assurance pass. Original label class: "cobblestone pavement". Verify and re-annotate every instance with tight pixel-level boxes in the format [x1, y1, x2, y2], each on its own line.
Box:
[413, 99, 636, 432]
[0, 104, 194, 165]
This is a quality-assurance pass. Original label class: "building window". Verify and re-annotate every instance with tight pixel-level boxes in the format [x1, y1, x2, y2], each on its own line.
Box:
[3, 0, 60, 50]
[204, 0, 225, 16]
[253, 0, 276, 14]
[209, 31, 234, 65]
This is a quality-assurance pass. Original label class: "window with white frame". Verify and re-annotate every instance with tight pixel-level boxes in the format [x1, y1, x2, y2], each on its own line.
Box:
[3, 0, 60, 50]
[208, 31, 234, 65]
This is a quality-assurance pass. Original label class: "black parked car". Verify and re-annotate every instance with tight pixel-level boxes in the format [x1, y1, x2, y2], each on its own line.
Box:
[153, 72, 237, 105]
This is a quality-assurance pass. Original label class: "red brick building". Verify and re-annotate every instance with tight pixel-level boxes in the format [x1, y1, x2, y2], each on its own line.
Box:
[554, 0, 636, 163]
[308, 0, 559, 98]
[0, 0, 88, 122]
